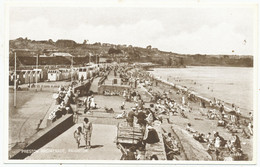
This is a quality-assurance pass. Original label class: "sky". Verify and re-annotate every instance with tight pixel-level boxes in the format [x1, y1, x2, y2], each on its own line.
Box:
[9, 5, 257, 55]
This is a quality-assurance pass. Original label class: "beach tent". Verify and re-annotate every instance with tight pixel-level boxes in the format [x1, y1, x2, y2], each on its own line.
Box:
[16, 71, 24, 84]
[32, 69, 42, 83]
[38, 69, 44, 81]
[9, 72, 14, 85]
[28, 70, 33, 83]
[35, 71, 40, 82]
[31, 71, 37, 83]
[22, 70, 30, 84]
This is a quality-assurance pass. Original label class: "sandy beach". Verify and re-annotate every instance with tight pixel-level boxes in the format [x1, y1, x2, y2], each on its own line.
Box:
[141, 69, 253, 160]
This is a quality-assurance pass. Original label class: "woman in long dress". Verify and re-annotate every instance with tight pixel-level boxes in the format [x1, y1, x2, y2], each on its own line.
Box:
[215, 136, 221, 148]
[182, 96, 185, 105]
[123, 90, 126, 99]
[90, 96, 95, 108]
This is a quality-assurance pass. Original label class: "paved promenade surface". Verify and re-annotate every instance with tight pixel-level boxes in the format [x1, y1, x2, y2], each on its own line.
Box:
[26, 123, 121, 160]
[89, 77, 101, 93]
[9, 91, 54, 152]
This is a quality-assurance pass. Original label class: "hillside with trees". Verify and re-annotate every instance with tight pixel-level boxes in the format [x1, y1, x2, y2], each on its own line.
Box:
[9, 38, 253, 67]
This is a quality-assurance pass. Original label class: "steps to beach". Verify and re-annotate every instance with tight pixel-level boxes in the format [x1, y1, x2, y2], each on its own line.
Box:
[116, 122, 143, 145]
[145, 121, 167, 160]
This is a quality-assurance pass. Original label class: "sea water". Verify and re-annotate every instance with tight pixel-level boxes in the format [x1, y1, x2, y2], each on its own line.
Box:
[150, 66, 254, 113]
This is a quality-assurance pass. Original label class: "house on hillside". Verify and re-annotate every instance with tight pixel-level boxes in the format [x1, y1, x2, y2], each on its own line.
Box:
[102, 43, 112, 47]
[99, 57, 108, 63]
[50, 53, 73, 57]
[55, 39, 76, 48]
[152, 48, 158, 51]
[39, 54, 48, 57]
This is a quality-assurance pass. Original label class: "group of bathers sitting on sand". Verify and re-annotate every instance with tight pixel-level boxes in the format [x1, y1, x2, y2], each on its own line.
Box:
[95, 66, 252, 161]
[132, 68, 253, 161]
[186, 122, 248, 161]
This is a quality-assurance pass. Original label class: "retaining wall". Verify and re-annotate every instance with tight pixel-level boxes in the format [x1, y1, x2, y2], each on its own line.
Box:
[10, 114, 75, 159]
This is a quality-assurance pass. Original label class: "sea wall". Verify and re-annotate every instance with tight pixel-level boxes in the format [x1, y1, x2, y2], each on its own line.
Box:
[10, 114, 75, 160]
[171, 124, 212, 161]
[73, 79, 92, 96]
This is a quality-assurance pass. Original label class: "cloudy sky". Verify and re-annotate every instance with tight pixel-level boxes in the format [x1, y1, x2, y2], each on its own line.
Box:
[9, 5, 257, 55]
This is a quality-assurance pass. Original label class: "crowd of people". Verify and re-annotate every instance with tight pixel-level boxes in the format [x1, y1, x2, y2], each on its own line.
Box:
[48, 85, 74, 121]
[112, 67, 183, 160]
[185, 121, 248, 161]
[117, 67, 252, 161]
[66, 64, 252, 161]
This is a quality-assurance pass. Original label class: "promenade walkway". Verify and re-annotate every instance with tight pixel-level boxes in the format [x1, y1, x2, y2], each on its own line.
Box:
[26, 123, 121, 160]
[89, 77, 101, 93]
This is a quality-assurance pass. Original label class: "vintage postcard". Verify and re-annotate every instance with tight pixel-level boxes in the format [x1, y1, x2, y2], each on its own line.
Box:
[2, 0, 259, 165]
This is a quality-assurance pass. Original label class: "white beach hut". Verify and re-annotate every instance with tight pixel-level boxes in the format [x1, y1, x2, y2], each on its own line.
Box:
[78, 67, 87, 80]
[48, 69, 61, 81]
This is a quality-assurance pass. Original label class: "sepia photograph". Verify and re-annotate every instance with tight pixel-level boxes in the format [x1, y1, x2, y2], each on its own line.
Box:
[2, 0, 259, 165]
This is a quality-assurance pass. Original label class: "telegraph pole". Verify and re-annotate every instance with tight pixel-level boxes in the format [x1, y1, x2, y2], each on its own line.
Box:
[14, 52, 17, 108]
[71, 56, 73, 82]
[36, 54, 38, 91]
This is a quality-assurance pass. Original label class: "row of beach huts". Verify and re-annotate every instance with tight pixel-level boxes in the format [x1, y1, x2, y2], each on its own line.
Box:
[9, 64, 104, 85]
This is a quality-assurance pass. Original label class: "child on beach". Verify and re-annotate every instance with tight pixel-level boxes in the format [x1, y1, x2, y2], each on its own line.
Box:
[74, 126, 83, 148]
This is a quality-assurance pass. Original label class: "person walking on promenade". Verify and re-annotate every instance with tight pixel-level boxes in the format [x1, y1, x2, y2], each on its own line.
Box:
[83, 118, 93, 149]
[90, 95, 96, 109]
